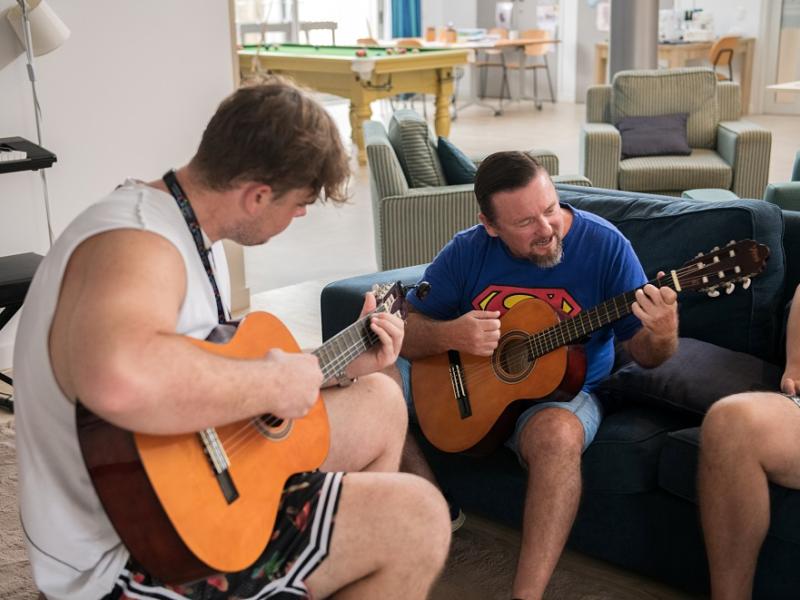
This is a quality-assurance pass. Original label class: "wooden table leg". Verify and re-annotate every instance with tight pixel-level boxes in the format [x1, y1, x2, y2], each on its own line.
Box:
[351, 98, 372, 166]
[434, 68, 455, 138]
[739, 40, 754, 114]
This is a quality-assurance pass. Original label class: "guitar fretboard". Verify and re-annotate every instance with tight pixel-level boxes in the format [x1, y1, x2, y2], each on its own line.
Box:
[528, 275, 675, 358]
[311, 309, 383, 380]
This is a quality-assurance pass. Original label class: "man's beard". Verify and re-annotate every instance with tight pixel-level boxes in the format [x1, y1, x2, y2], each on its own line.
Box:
[527, 235, 563, 268]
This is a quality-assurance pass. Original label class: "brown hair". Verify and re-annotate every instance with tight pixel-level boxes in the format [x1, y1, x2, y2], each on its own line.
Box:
[474, 151, 545, 223]
[189, 78, 350, 203]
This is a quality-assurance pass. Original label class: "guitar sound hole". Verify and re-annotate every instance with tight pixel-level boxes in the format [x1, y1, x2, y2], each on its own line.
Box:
[492, 331, 535, 384]
[254, 415, 293, 440]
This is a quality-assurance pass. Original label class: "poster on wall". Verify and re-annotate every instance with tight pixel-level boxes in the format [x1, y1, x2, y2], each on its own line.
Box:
[495, 2, 513, 29]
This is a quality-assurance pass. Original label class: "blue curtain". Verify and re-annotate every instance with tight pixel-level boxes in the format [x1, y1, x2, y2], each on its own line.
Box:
[391, 0, 421, 38]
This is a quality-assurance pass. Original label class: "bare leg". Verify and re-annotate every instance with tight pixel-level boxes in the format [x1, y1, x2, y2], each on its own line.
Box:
[305, 472, 451, 599]
[321, 372, 407, 473]
[512, 408, 584, 600]
[699, 392, 800, 600]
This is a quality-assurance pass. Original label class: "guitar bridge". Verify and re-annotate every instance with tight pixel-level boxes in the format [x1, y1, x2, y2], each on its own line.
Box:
[199, 428, 240, 504]
[448, 350, 472, 419]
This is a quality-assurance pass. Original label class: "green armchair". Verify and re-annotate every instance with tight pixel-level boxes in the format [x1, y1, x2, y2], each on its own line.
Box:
[580, 68, 771, 198]
[764, 151, 800, 211]
[365, 110, 590, 270]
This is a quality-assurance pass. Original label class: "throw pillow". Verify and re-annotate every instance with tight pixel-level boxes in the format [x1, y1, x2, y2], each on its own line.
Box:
[598, 337, 783, 417]
[616, 113, 692, 160]
[387, 110, 447, 188]
[437, 136, 477, 185]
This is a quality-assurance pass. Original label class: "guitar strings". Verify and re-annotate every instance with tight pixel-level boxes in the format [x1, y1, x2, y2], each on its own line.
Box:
[218, 312, 387, 459]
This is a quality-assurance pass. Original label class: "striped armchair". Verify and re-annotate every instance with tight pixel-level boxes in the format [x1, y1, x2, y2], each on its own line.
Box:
[580, 68, 771, 199]
[365, 111, 590, 270]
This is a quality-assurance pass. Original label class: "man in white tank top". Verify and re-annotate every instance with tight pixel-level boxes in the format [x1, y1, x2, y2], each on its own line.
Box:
[14, 80, 450, 600]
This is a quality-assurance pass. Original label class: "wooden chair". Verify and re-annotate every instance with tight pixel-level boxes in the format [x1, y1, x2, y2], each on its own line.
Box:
[300, 21, 337, 45]
[506, 29, 556, 110]
[476, 27, 511, 109]
[395, 37, 423, 48]
[356, 37, 379, 46]
[709, 35, 740, 82]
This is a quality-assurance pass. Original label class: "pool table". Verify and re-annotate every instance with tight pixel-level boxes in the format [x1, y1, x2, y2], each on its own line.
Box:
[238, 43, 469, 164]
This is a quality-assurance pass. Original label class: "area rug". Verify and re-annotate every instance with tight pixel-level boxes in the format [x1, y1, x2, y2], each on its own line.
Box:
[0, 421, 693, 600]
[0, 422, 36, 599]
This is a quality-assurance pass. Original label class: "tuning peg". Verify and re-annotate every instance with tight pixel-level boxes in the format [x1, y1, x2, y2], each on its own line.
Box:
[712, 246, 720, 252]
[696, 252, 704, 258]
[707, 288, 720, 298]
[725, 283, 735, 295]
[742, 277, 751, 290]
[727, 240, 736, 246]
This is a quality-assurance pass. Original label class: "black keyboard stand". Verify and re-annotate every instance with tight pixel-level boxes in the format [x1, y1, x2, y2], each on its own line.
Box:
[0, 253, 44, 413]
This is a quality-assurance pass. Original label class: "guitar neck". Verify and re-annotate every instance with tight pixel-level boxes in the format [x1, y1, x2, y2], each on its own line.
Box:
[311, 312, 381, 380]
[530, 274, 678, 357]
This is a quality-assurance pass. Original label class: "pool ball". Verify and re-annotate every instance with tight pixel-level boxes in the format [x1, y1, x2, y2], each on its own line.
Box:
[398, 47, 407, 54]
[411, 47, 421, 53]
[355, 48, 367, 57]
[386, 48, 394, 55]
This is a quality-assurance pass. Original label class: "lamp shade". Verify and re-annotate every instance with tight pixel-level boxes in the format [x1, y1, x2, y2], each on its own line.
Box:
[7, 0, 70, 57]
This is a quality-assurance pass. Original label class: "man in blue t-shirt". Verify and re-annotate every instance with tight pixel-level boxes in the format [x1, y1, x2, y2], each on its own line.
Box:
[392, 151, 678, 600]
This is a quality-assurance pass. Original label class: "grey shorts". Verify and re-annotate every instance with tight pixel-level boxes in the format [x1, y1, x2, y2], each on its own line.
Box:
[396, 357, 603, 461]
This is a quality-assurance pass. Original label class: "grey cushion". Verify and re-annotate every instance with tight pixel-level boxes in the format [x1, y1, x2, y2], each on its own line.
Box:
[618, 149, 732, 193]
[599, 338, 783, 418]
[617, 113, 691, 160]
[387, 110, 446, 188]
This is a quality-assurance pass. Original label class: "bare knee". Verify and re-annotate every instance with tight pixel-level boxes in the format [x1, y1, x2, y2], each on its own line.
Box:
[358, 372, 408, 434]
[702, 393, 765, 450]
[519, 408, 584, 466]
[396, 476, 451, 567]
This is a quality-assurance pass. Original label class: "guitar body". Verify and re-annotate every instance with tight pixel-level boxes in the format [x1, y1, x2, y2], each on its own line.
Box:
[412, 298, 586, 455]
[77, 311, 330, 584]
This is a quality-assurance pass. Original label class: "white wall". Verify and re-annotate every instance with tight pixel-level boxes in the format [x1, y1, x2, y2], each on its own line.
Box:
[0, 1, 235, 369]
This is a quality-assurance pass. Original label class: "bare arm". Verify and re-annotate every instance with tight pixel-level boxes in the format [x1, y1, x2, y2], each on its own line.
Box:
[401, 306, 501, 360]
[51, 230, 322, 435]
[782, 284, 800, 395]
[623, 278, 679, 368]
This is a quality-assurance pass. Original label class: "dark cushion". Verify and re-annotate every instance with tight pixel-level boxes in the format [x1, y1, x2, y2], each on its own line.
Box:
[436, 136, 477, 184]
[582, 407, 694, 494]
[616, 113, 692, 160]
[599, 338, 783, 418]
[556, 187, 786, 361]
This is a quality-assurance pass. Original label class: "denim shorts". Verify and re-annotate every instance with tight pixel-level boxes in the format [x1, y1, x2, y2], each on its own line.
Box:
[396, 357, 603, 461]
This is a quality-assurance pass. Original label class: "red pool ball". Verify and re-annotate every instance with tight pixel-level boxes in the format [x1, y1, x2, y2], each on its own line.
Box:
[355, 48, 367, 57]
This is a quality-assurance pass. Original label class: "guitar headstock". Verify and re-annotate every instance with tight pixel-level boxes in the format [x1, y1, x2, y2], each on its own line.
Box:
[676, 239, 770, 297]
[372, 280, 431, 320]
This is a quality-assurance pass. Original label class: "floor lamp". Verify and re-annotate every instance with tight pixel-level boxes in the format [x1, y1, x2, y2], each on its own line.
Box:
[6, 0, 70, 246]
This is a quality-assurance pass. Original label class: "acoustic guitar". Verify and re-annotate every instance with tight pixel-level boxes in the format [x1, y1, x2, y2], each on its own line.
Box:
[411, 240, 770, 455]
[76, 282, 409, 584]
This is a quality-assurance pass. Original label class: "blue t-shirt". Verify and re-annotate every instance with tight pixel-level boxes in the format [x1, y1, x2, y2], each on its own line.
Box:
[408, 206, 647, 392]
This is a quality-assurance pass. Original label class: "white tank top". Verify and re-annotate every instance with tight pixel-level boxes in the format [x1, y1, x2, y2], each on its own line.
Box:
[13, 179, 231, 599]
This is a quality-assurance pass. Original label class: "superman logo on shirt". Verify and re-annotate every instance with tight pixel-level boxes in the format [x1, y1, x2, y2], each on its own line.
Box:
[473, 285, 582, 320]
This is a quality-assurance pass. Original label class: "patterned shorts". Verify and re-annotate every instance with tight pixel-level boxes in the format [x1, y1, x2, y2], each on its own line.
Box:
[104, 471, 345, 600]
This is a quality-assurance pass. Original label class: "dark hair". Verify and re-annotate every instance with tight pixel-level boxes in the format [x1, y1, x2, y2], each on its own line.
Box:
[474, 151, 545, 223]
[189, 78, 350, 203]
